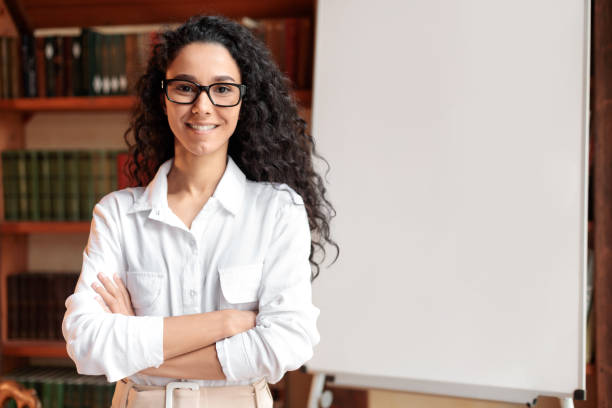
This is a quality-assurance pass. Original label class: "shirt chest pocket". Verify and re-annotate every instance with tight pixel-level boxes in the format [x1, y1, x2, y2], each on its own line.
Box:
[218, 262, 263, 311]
[126, 271, 166, 316]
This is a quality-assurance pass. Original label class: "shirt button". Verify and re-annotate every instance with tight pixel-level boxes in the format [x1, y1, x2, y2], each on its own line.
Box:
[190, 289, 196, 297]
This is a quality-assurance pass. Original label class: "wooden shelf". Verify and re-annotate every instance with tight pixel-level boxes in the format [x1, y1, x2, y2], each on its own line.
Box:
[0, 222, 90, 234]
[0, 90, 311, 113]
[0, 96, 136, 112]
[7, 0, 315, 30]
[2, 340, 68, 358]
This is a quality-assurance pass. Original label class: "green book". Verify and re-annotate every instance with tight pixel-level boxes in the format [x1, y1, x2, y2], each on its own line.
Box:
[2, 150, 19, 220]
[16, 150, 28, 220]
[93, 150, 108, 204]
[39, 150, 52, 220]
[109, 150, 119, 191]
[64, 150, 79, 221]
[27, 150, 40, 221]
[50, 150, 66, 221]
[78, 150, 94, 220]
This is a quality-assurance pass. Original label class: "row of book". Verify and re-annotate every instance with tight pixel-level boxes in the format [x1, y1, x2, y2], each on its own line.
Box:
[7, 272, 78, 341]
[11, 30, 155, 98]
[3, 366, 114, 408]
[1, 149, 129, 221]
[0, 17, 314, 100]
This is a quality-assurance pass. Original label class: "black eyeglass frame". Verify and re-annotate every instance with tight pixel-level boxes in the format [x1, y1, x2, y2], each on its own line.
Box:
[161, 78, 247, 107]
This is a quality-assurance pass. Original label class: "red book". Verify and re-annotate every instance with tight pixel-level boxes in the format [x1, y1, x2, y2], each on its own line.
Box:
[284, 18, 298, 86]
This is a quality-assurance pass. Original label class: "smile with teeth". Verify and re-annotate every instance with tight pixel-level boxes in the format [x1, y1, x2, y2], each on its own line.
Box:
[187, 123, 218, 131]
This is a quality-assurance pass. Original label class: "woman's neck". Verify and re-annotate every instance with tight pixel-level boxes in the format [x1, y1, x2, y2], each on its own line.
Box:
[167, 148, 227, 199]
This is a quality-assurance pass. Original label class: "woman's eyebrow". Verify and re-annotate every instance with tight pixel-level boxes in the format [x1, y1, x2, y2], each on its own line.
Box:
[172, 74, 237, 83]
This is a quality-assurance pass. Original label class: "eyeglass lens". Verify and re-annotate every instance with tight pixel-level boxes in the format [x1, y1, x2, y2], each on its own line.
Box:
[166, 81, 241, 106]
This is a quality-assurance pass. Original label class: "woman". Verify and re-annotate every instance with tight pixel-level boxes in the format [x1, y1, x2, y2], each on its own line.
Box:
[62, 15, 338, 408]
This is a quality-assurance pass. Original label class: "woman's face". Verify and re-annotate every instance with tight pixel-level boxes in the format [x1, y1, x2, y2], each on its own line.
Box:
[164, 42, 242, 159]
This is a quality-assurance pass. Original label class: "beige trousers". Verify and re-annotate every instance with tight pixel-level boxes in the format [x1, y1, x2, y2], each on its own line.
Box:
[111, 378, 273, 408]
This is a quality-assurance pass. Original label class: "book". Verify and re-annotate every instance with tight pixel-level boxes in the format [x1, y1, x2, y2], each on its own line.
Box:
[64, 151, 80, 221]
[49, 150, 66, 221]
[21, 33, 38, 97]
[2, 150, 19, 220]
[78, 150, 95, 220]
[16, 150, 28, 220]
[27, 150, 41, 221]
[39, 150, 52, 220]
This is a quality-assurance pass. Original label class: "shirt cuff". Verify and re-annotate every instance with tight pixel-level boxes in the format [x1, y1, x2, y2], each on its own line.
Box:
[111, 315, 164, 382]
[216, 334, 256, 382]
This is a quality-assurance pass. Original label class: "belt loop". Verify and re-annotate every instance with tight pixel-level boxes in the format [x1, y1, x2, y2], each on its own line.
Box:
[113, 379, 136, 408]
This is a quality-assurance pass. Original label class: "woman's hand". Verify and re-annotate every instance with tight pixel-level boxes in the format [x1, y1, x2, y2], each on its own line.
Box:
[223, 309, 257, 337]
[92, 273, 135, 316]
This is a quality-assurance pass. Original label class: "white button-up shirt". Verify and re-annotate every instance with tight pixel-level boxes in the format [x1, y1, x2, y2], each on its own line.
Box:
[62, 156, 320, 386]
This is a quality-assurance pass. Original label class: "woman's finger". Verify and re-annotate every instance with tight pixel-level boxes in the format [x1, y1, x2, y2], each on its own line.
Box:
[95, 295, 112, 313]
[92, 282, 119, 311]
[113, 274, 132, 306]
[97, 273, 120, 298]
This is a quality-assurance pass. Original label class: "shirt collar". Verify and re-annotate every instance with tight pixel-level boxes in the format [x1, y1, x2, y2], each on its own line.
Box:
[127, 155, 246, 217]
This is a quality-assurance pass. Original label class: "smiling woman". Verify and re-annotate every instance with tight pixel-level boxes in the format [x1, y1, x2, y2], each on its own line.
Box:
[61, 14, 339, 408]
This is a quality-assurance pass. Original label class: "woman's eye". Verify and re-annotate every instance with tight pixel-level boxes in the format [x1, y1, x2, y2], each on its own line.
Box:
[177, 85, 195, 93]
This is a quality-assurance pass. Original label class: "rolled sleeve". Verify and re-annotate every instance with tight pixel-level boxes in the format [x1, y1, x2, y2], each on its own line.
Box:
[216, 201, 321, 383]
[62, 196, 165, 382]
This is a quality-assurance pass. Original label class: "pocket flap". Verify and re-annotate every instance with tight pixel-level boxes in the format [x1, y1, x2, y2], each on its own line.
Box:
[218, 262, 263, 303]
[126, 271, 165, 309]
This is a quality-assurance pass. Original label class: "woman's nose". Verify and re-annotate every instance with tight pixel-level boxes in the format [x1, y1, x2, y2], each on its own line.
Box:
[192, 90, 214, 114]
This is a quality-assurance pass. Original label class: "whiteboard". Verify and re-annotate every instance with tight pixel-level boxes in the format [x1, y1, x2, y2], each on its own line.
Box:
[308, 0, 590, 404]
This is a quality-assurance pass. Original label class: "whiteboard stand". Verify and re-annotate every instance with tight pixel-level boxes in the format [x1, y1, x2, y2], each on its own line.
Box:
[307, 373, 333, 408]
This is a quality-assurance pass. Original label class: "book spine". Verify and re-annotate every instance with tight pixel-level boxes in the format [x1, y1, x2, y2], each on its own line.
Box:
[21, 33, 37, 97]
[27, 150, 40, 221]
[44, 37, 56, 97]
[54, 37, 65, 97]
[94, 150, 107, 203]
[101, 33, 111, 95]
[0, 36, 8, 99]
[50, 150, 66, 221]
[17, 150, 28, 220]
[63, 36, 73, 96]
[91, 31, 102, 96]
[3, 150, 18, 220]
[72, 33, 84, 96]
[78, 150, 94, 220]
[124, 34, 137, 94]
[10, 37, 21, 98]
[65, 151, 80, 221]
[7, 274, 18, 339]
[39, 150, 52, 220]
[118, 34, 127, 94]
[35, 36, 46, 97]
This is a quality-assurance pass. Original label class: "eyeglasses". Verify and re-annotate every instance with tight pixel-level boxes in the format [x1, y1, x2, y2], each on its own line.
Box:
[161, 78, 247, 107]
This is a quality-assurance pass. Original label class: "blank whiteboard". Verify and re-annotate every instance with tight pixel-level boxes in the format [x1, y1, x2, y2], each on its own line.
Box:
[308, 0, 590, 404]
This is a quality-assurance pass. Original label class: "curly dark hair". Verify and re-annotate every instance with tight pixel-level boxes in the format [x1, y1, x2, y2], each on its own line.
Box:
[123, 15, 338, 280]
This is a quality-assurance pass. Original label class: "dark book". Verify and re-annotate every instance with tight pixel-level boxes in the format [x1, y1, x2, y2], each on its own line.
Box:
[64, 150, 80, 221]
[63, 36, 73, 96]
[27, 150, 41, 221]
[53, 36, 65, 97]
[21, 33, 37, 97]
[81, 28, 91, 96]
[44, 36, 57, 97]
[94, 150, 109, 203]
[49, 150, 66, 221]
[101, 33, 111, 95]
[35, 36, 46, 97]
[39, 150, 52, 220]
[124, 33, 137, 94]
[16, 150, 28, 220]
[71, 32, 84, 96]
[2, 150, 19, 220]
[0, 36, 8, 98]
[78, 150, 94, 220]
[117, 34, 127, 94]
[91, 31, 103, 96]
[109, 34, 120, 95]
[7, 274, 19, 338]
[10, 37, 21, 98]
